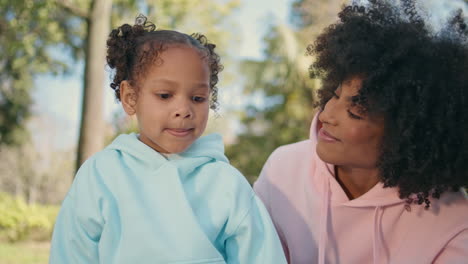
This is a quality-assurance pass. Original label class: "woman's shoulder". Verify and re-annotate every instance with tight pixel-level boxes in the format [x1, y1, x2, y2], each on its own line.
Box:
[262, 139, 316, 177]
[268, 140, 314, 163]
[433, 190, 468, 222]
[405, 190, 468, 237]
[255, 139, 319, 196]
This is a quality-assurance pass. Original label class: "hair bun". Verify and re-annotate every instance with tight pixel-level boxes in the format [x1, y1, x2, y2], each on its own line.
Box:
[106, 15, 158, 99]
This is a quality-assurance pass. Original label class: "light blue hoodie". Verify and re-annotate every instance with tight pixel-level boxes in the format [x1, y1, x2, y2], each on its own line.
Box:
[49, 133, 286, 264]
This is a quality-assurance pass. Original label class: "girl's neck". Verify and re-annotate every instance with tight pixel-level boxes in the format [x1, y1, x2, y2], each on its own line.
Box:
[335, 166, 380, 200]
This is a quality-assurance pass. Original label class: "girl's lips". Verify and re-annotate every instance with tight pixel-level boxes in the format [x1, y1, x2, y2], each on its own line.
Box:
[165, 128, 194, 137]
[318, 128, 340, 142]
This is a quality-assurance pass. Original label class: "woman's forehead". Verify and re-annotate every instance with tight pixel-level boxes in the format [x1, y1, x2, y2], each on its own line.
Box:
[341, 77, 363, 92]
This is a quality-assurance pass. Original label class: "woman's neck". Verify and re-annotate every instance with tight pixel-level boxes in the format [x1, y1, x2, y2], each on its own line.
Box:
[335, 166, 380, 200]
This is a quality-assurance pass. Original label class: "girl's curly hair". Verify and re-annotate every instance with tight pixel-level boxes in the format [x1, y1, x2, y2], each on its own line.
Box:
[106, 15, 223, 110]
[308, 0, 468, 208]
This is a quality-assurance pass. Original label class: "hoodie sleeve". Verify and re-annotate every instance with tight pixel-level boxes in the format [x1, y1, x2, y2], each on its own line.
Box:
[433, 229, 468, 263]
[224, 194, 288, 264]
[49, 159, 105, 264]
[254, 150, 291, 262]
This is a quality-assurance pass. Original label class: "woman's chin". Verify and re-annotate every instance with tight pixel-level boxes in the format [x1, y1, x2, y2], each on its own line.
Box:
[316, 144, 335, 164]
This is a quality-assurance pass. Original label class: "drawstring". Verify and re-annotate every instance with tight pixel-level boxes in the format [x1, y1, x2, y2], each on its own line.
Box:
[373, 206, 384, 264]
[318, 179, 330, 264]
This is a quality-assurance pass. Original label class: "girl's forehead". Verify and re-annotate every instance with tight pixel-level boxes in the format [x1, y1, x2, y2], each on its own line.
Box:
[139, 37, 200, 51]
[140, 43, 207, 62]
[134, 44, 209, 74]
[139, 46, 210, 81]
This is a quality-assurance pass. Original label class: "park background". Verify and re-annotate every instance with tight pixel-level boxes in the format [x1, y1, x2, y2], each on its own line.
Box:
[0, 0, 466, 263]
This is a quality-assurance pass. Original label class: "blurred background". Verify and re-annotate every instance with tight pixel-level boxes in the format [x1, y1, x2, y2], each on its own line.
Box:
[0, 0, 466, 262]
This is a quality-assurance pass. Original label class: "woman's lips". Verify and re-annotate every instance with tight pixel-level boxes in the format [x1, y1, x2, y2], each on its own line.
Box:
[165, 128, 194, 137]
[318, 128, 340, 142]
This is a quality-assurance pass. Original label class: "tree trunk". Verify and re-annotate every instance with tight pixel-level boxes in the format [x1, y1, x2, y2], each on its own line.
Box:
[76, 0, 112, 173]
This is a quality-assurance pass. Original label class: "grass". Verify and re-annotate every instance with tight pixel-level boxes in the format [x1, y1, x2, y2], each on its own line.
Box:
[0, 242, 50, 264]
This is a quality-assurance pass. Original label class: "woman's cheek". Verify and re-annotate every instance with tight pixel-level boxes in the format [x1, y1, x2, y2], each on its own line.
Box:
[346, 126, 367, 143]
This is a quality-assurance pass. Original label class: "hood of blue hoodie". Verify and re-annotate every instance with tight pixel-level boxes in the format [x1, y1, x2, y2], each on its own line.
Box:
[107, 133, 229, 178]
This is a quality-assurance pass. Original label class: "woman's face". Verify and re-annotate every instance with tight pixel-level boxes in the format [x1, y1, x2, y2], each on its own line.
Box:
[316, 77, 384, 169]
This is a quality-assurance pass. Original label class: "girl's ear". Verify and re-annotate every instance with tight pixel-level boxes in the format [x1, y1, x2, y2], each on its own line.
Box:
[120, 81, 137, 115]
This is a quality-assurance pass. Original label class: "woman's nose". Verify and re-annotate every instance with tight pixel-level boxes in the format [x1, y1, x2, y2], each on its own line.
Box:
[319, 98, 338, 125]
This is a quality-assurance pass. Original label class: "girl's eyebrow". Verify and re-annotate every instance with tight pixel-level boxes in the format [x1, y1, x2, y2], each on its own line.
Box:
[150, 79, 209, 93]
[150, 78, 177, 87]
[193, 83, 210, 90]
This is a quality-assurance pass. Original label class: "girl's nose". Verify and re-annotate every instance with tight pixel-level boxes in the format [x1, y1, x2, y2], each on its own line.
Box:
[173, 103, 193, 119]
[175, 111, 192, 118]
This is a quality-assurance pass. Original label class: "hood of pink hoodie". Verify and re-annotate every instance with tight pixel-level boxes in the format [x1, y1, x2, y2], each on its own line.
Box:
[309, 112, 404, 264]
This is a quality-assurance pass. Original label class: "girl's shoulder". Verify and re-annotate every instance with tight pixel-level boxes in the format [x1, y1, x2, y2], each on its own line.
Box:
[77, 148, 124, 173]
[198, 157, 253, 192]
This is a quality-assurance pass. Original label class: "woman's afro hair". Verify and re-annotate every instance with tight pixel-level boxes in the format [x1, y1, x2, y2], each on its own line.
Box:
[308, 0, 468, 208]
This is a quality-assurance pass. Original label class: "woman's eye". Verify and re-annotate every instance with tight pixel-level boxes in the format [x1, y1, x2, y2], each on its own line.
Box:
[192, 96, 206, 103]
[157, 93, 171, 99]
[347, 110, 363, 120]
[332, 91, 340, 99]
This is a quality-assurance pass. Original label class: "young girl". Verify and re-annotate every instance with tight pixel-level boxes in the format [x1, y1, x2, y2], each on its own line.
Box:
[255, 1, 468, 263]
[50, 15, 286, 264]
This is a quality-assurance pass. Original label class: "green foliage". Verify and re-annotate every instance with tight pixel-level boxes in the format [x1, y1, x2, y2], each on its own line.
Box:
[226, 0, 343, 183]
[109, 0, 240, 55]
[226, 25, 317, 183]
[0, 0, 81, 146]
[0, 241, 50, 264]
[0, 192, 59, 242]
[147, 0, 240, 51]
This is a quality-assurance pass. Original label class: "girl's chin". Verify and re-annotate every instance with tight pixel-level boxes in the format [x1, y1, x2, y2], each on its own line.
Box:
[162, 144, 193, 154]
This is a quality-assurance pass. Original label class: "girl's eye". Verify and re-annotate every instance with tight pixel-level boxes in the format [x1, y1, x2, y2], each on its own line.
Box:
[347, 110, 363, 120]
[192, 96, 206, 103]
[157, 93, 171, 99]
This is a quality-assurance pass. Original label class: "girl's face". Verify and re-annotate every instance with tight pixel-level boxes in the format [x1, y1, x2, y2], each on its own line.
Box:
[122, 45, 210, 153]
[316, 77, 384, 169]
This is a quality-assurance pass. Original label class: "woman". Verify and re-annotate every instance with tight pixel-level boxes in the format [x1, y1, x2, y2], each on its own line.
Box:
[254, 1, 468, 263]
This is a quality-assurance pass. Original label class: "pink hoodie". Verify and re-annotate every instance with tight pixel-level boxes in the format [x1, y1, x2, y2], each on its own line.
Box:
[254, 114, 468, 264]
